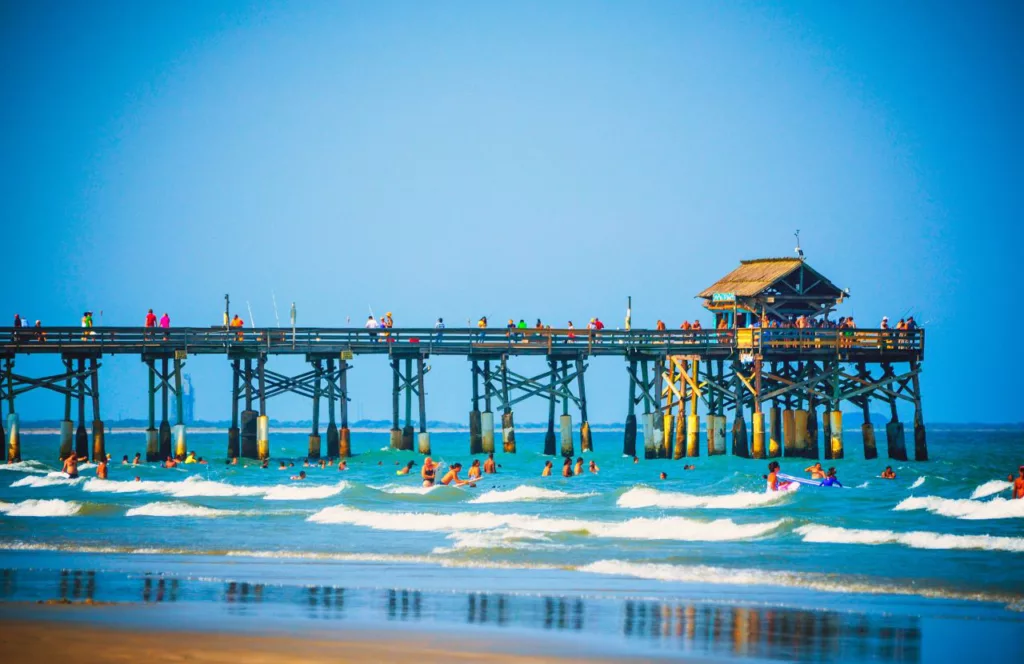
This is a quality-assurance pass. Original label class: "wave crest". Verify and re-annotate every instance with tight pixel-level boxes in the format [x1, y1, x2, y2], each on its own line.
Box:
[971, 480, 1012, 500]
[617, 486, 787, 510]
[795, 523, 1024, 553]
[125, 501, 243, 518]
[469, 486, 596, 504]
[894, 495, 1024, 520]
[0, 498, 81, 517]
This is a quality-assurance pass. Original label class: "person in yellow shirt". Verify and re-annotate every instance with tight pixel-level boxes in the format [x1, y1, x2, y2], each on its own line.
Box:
[184, 451, 197, 464]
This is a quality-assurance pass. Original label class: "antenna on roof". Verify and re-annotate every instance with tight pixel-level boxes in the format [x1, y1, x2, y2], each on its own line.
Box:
[794, 230, 805, 260]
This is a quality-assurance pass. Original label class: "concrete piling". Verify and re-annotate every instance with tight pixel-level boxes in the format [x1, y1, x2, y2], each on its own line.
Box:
[502, 410, 516, 453]
[226, 427, 239, 459]
[732, 414, 749, 458]
[417, 432, 431, 455]
[172, 424, 186, 460]
[91, 420, 105, 461]
[469, 410, 483, 455]
[401, 425, 414, 451]
[642, 413, 659, 459]
[781, 409, 795, 457]
[822, 410, 833, 460]
[240, 410, 258, 458]
[256, 415, 269, 460]
[768, 407, 781, 458]
[686, 414, 699, 457]
[326, 424, 339, 459]
[0, 416, 4, 463]
[59, 420, 74, 460]
[662, 413, 674, 459]
[559, 414, 574, 457]
[806, 403, 819, 459]
[886, 419, 908, 461]
[308, 434, 322, 459]
[623, 414, 637, 457]
[751, 412, 765, 459]
[389, 427, 403, 450]
[338, 427, 351, 458]
[828, 410, 843, 459]
[793, 410, 809, 458]
[673, 414, 685, 460]
[159, 421, 172, 459]
[76, 423, 89, 460]
[7, 413, 21, 463]
[481, 411, 495, 454]
[911, 368, 928, 461]
[711, 415, 727, 455]
[862, 422, 878, 459]
[580, 421, 592, 454]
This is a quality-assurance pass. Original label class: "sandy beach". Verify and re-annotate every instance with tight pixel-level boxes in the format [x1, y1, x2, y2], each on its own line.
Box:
[0, 615, 649, 664]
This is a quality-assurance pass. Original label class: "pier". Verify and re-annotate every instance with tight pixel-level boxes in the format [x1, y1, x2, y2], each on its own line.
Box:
[0, 259, 926, 463]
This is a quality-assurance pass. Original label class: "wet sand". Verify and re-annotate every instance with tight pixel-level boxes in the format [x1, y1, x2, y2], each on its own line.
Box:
[0, 616, 653, 664]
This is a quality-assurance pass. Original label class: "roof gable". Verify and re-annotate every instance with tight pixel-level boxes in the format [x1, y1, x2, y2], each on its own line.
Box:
[698, 258, 843, 300]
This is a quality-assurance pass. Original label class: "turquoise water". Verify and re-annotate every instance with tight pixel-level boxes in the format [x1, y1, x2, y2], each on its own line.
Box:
[1, 428, 1022, 661]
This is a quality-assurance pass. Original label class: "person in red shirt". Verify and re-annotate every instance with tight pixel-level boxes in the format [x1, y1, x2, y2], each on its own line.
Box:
[145, 309, 157, 327]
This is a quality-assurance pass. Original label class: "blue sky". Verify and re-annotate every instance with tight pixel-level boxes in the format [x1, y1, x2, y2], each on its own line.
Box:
[1, 0, 1020, 423]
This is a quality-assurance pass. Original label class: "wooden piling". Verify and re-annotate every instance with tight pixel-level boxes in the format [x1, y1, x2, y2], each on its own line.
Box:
[544, 359, 557, 456]
[829, 410, 843, 459]
[76, 358, 89, 460]
[576, 358, 592, 453]
[500, 356, 516, 453]
[860, 394, 877, 460]
[768, 405, 781, 458]
[417, 357, 430, 455]
[339, 360, 351, 458]
[326, 358, 339, 458]
[911, 363, 927, 461]
[793, 409, 809, 457]
[782, 408, 796, 457]
[256, 355, 269, 460]
[227, 359, 240, 459]
[623, 359, 637, 457]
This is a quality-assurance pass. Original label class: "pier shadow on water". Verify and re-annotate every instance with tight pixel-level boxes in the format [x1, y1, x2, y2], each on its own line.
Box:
[0, 567, 921, 663]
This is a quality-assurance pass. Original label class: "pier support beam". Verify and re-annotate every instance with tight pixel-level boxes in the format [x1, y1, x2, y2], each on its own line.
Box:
[59, 362, 73, 461]
[172, 356, 184, 460]
[829, 411, 844, 460]
[339, 360, 351, 458]
[751, 412, 765, 459]
[470, 360, 483, 455]
[241, 359, 257, 458]
[911, 363, 928, 461]
[822, 408, 833, 460]
[256, 355, 269, 460]
[325, 359, 339, 458]
[576, 358, 592, 453]
[480, 361, 494, 454]
[731, 363, 748, 458]
[417, 357, 430, 455]
[227, 359, 240, 459]
[500, 357, 515, 453]
[782, 408, 796, 457]
[391, 360, 403, 451]
[6, 414, 20, 463]
[76, 358, 89, 460]
[309, 359, 323, 459]
[859, 392, 877, 460]
[673, 412, 685, 460]
[623, 360, 637, 457]
[560, 361, 574, 458]
[768, 405, 781, 458]
[886, 396, 907, 461]
[793, 409, 809, 458]
[806, 398, 820, 460]
[544, 359, 557, 456]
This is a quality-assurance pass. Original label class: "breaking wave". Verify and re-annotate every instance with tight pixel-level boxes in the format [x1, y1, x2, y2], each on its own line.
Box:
[0, 461, 50, 474]
[0, 498, 82, 517]
[125, 501, 244, 518]
[616, 486, 788, 510]
[795, 524, 1024, 553]
[469, 486, 596, 504]
[971, 480, 1012, 500]
[11, 473, 84, 488]
[309, 505, 785, 542]
[908, 477, 925, 489]
[894, 495, 1024, 520]
[262, 481, 349, 501]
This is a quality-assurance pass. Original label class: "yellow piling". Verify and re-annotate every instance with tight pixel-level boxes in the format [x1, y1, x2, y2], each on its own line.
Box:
[751, 412, 765, 459]
[256, 415, 270, 460]
[829, 410, 843, 459]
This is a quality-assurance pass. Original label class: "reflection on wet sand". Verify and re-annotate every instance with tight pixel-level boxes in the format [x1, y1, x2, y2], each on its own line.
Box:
[623, 600, 920, 662]
[0, 568, 921, 663]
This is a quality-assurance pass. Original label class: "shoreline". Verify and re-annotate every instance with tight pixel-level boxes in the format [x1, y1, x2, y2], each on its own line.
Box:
[0, 615, 651, 664]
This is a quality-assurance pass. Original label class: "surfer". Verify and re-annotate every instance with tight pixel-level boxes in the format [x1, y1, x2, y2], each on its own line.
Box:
[421, 457, 438, 487]
[541, 460, 553, 476]
[804, 462, 826, 479]
[62, 454, 78, 479]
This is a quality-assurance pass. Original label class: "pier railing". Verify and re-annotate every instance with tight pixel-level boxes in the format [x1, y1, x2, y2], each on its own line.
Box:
[0, 326, 924, 360]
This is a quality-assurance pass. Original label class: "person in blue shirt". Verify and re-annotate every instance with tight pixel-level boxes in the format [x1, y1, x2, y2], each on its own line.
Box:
[820, 467, 843, 488]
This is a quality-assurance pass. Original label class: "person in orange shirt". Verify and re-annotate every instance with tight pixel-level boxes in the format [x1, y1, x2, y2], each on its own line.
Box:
[230, 314, 244, 341]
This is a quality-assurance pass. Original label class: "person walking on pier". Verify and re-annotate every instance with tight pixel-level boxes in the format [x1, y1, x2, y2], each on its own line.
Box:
[145, 309, 157, 327]
[159, 312, 170, 340]
[434, 317, 445, 342]
[230, 314, 244, 340]
[381, 312, 393, 341]
[365, 314, 379, 341]
[477, 316, 487, 340]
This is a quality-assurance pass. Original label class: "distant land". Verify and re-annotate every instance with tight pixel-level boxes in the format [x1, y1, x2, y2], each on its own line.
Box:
[16, 416, 1024, 432]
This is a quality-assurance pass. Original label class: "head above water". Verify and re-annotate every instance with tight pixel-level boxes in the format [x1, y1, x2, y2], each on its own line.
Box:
[768, 461, 780, 472]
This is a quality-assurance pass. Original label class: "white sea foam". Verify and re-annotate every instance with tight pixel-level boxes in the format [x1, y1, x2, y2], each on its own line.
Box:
[795, 524, 1024, 553]
[309, 506, 785, 542]
[11, 474, 84, 488]
[262, 481, 349, 501]
[616, 486, 787, 510]
[0, 461, 50, 474]
[908, 477, 925, 489]
[894, 495, 1024, 520]
[433, 528, 558, 553]
[0, 498, 82, 517]
[85, 476, 267, 498]
[125, 501, 243, 518]
[469, 486, 596, 504]
[578, 559, 1019, 604]
[971, 480, 1012, 500]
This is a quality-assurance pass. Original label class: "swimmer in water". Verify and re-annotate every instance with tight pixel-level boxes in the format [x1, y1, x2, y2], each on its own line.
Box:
[766, 461, 791, 492]
[338, 459, 348, 471]
[542, 460, 553, 476]
[804, 462, 825, 479]
[291, 470, 307, 481]
[62, 455, 78, 478]
[132, 453, 141, 466]
[164, 456, 178, 469]
[421, 457, 438, 487]
[820, 467, 843, 487]
[574, 457, 584, 476]
[561, 457, 572, 477]
[659, 471, 667, 480]
[483, 453, 497, 474]
[683, 464, 695, 470]
[397, 460, 415, 476]
[633, 456, 639, 464]
[96, 457, 108, 479]
[881, 466, 896, 480]
[468, 459, 482, 480]
[230, 457, 239, 466]
[588, 460, 599, 474]
[441, 462, 473, 487]
[278, 461, 287, 470]
[121, 455, 129, 465]
[1014, 466, 1024, 500]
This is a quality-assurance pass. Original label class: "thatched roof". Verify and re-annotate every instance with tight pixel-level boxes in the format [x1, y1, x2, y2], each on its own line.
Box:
[698, 258, 808, 298]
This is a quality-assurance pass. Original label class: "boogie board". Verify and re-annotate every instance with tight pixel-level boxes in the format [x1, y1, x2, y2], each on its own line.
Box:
[778, 473, 842, 488]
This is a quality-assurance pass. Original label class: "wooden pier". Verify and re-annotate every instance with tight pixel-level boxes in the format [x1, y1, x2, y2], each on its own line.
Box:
[0, 258, 927, 463]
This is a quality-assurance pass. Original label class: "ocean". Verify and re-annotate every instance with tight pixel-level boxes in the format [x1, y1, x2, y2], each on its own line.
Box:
[1, 428, 1022, 662]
